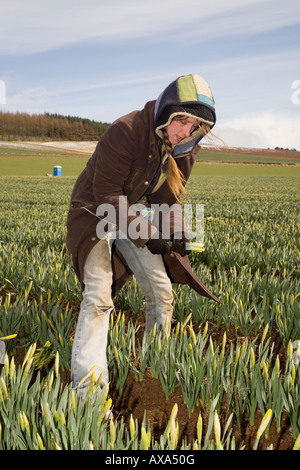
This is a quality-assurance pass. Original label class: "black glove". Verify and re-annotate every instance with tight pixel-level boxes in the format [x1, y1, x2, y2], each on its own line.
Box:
[170, 232, 191, 256]
[145, 232, 171, 255]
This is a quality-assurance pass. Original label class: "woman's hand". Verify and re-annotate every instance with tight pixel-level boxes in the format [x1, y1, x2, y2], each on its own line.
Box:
[170, 232, 191, 256]
[145, 232, 171, 255]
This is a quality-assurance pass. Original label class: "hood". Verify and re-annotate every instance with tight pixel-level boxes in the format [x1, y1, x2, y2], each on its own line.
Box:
[154, 73, 216, 154]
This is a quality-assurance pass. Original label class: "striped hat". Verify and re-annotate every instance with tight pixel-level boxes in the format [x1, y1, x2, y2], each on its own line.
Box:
[154, 74, 216, 144]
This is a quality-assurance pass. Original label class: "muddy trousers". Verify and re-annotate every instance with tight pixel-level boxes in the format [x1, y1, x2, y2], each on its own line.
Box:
[71, 236, 173, 394]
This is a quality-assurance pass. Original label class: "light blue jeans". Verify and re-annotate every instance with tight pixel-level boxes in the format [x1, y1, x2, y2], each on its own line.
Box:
[71, 234, 173, 394]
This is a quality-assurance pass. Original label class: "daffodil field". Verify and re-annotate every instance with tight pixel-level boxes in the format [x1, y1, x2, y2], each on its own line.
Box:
[0, 160, 299, 450]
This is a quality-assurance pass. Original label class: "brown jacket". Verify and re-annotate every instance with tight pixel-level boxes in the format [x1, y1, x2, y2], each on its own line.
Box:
[66, 100, 219, 302]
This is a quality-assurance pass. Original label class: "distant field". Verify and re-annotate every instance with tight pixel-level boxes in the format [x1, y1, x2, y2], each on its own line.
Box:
[0, 142, 300, 177]
[0, 156, 89, 176]
[0, 146, 69, 155]
[196, 149, 300, 164]
[0, 151, 89, 176]
[192, 162, 300, 177]
[0, 142, 92, 176]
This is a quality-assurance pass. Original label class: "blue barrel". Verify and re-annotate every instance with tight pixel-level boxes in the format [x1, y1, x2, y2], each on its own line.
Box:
[53, 165, 62, 176]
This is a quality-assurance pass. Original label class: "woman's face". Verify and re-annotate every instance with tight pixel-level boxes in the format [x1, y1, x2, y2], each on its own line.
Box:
[166, 116, 199, 145]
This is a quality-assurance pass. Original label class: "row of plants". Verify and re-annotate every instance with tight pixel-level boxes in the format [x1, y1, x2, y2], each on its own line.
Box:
[0, 316, 300, 450]
[1, 292, 300, 446]
[107, 312, 300, 435]
[1, 328, 300, 450]
[0, 173, 299, 449]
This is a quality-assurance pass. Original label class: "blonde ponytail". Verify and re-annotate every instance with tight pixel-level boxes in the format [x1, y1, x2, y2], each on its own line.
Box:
[166, 155, 187, 199]
[161, 128, 187, 199]
[161, 119, 221, 199]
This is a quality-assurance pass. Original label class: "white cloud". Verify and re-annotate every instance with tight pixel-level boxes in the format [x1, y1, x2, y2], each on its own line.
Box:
[216, 111, 300, 150]
[183, 0, 300, 42]
[1, 0, 299, 55]
[7, 87, 58, 113]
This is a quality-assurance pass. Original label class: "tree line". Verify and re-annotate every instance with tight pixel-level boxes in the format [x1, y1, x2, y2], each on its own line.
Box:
[0, 111, 110, 141]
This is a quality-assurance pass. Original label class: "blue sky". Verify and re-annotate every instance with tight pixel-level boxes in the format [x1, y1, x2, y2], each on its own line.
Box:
[1, 0, 300, 149]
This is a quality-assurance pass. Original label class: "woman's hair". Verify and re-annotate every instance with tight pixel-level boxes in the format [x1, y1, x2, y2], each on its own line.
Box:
[162, 116, 213, 200]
